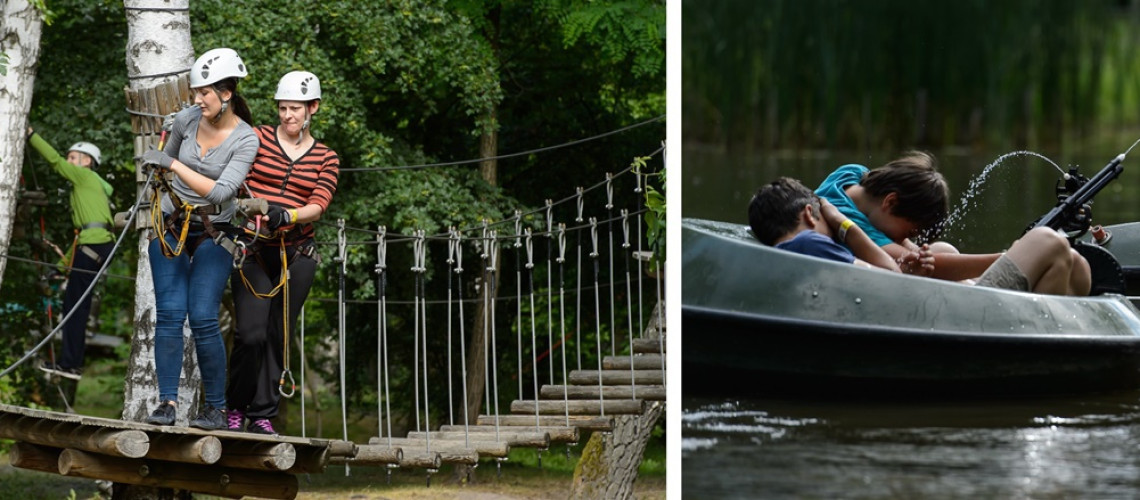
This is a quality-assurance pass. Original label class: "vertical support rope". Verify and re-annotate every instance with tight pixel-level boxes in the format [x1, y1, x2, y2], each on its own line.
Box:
[658, 142, 667, 384]
[605, 172, 616, 357]
[376, 227, 391, 444]
[480, 221, 494, 429]
[300, 305, 307, 438]
[446, 228, 456, 426]
[556, 224, 570, 428]
[336, 218, 350, 476]
[635, 163, 645, 338]
[513, 211, 524, 401]
[622, 209, 636, 400]
[574, 187, 584, 371]
[525, 229, 540, 428]
[545, 199, 555, 387]
[453, 229, 471, 448]
[589, 218, 605, 417]
[414, 230, 431, 450]
[487, 229, 503, 440]
[412, 232, 422, 433]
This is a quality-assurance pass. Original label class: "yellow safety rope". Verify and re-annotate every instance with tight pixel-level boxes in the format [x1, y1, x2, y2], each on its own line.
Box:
[238, 233, 288, 298]
[65, 230, 79, 270]
[279, 237, 294, 397]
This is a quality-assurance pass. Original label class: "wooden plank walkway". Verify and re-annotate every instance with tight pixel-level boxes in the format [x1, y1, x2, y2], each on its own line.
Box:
[0, 302, 666, 498]
[0, 404, 355, 499]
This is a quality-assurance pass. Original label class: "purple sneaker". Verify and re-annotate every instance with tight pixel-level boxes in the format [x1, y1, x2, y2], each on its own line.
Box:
[226, 409, 245, 431]
[247, 418, 276, 435]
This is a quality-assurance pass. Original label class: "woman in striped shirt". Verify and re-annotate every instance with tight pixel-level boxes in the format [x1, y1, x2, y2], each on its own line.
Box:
[226, 71, 340, 434]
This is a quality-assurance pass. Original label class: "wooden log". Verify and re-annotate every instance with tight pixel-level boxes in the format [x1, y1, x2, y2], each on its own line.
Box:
[9, 442, 62, 474]
[376, 437, 510, 458]
[439, 424, 579, 443]
[143, 87, 159, 136]
[511, 399, 645, 415]
[406, 430, 551, 449]
[328, 443, 401, 466]
[541, 384, 666, 401]
[58, 449, 298, 500]
[288, 445, 331, 474]
[397, 449, 443, 469]
[145, 434, 221, 465]
[476, 415, 614, 432]
[326, 440, 358, 458]
[215, 441, 296, 471]
[124, 87, 140, 134]
[569, 369, 664, 385]
[0, 416, 149, 458]
[631, 337, 664, 354]
[602, 354, 665, 370]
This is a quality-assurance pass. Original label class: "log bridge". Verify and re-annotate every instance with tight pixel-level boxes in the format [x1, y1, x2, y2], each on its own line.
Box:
[0, 404, 357, 499]
[1, 305, 666, 499]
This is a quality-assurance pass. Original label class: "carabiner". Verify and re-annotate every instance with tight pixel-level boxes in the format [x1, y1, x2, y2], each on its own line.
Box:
[278, 369, 296, 398]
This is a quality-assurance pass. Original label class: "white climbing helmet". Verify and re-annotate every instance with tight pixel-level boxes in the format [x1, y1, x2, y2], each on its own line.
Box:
[68, 142, 101, 166]
[275, 71, 321, 101]
[190, 48, 248, 88]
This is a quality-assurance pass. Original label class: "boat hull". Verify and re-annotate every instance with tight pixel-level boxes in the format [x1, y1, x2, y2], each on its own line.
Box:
[682, 218, 1140, 397]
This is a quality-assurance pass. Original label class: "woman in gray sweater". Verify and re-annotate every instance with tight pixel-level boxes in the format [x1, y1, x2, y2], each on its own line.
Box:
[141, 47, 258, 430]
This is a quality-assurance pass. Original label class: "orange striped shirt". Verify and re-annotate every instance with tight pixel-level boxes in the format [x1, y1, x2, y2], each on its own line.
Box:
[246, 125, 340, 243]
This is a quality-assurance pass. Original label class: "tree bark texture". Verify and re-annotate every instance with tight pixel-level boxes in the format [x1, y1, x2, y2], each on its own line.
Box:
[0, 0, 44, 286]
[569, 403, 664, 500]
[121, 0, 196, 425]
[569, 301, 665, 499]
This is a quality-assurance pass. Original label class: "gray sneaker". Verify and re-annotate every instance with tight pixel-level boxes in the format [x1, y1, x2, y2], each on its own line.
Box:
[145, 401, 176, 426]
[189, 405, 227, 431]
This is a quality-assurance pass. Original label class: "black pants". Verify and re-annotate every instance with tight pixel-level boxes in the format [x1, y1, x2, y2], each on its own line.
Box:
[60, 242, 113, 370]
[227, 243, 317, 419]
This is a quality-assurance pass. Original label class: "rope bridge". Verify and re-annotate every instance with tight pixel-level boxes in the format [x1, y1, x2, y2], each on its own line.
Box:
[1, 78, 666, 498]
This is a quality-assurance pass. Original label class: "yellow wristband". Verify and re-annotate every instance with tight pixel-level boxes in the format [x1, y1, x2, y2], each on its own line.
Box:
[289, 209, 299, 224]
[838, 219, 854, 242]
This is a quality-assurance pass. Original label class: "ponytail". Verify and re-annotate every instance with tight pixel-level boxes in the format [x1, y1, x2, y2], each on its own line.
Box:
[229, 92, 253, 125]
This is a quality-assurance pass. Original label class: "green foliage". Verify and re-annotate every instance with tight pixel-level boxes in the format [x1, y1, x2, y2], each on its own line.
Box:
[30, 0, 58, 25]
[539, 0, 666, 79]
[683, 0, 1133, 150]
[0, 52, 7, 76]
[637, 156, 666, 268]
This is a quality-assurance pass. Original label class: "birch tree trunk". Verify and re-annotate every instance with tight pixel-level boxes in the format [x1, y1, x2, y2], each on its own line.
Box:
[121, 0, 196, 424]
[0, 0, 44, 287]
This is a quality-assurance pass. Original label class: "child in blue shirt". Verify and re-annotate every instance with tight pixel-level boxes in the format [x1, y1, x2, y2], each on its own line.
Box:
[752, 176, 1091, 295]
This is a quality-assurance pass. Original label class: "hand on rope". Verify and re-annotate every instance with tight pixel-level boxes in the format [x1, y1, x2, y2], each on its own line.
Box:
[142, 149, 174, 170]
[264, 205, 295, 231]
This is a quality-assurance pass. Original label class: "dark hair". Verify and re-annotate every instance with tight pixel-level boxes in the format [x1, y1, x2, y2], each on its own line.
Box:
[748, 177, 820, 245]
[861, 151, 949, 237]
[213, 77, 253, 125]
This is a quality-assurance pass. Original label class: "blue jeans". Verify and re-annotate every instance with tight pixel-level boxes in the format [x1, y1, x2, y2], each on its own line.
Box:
[148, 232, 231, 408]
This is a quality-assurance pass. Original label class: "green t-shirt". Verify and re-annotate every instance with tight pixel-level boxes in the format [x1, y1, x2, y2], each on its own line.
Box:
[28, 133, 114, 245]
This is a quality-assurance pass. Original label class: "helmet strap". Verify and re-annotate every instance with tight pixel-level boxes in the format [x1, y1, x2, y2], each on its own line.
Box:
[296, 108, 311, 145]
[210, 87, 230, 125]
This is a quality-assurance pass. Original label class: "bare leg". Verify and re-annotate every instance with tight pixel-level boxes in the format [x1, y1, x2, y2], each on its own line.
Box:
[1004, 227, 1089, 295]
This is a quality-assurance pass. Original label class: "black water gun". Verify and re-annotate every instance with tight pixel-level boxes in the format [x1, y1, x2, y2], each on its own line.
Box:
[1025, 153, 1124, 237]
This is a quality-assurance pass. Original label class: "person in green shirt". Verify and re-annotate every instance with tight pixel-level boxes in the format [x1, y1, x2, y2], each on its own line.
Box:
[26, 126, 115, 380]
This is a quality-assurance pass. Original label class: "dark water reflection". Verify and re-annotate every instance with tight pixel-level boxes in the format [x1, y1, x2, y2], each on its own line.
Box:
[682, 394, 1140, 499]
[681, 145, 1140, 498]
